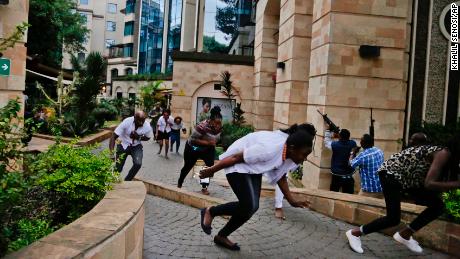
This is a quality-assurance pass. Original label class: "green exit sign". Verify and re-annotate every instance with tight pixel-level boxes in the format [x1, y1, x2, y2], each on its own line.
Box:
[0, 58, 11, 76]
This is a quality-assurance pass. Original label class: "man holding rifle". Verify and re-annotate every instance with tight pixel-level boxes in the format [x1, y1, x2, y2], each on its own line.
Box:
[319, 110, 357, 194]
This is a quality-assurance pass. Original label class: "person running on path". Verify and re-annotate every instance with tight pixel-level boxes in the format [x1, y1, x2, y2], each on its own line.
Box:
[177, 106, 222, 195]
[170, 116, 185, 154]
[346, 133, 460, 254]
[198, 123, 315, 251]
[109, 111, 153, 181]
[156, 109, 174, 159]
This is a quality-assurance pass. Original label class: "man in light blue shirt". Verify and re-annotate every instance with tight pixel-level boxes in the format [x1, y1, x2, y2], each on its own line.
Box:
[350, 134, 384, 198]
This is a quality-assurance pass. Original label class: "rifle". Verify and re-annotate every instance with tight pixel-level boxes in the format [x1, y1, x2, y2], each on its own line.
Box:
[370, 108, 375, 139]
[317, 110, 340, 134]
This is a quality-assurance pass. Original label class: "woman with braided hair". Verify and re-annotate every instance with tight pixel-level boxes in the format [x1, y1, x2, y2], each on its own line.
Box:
[197, 123, 316, 251]
[177, 106, 223, 195]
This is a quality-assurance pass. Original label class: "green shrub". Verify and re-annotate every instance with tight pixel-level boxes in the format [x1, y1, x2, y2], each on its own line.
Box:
[290, 165, 303, 180]
[7, 219, 55, 252]
[32, 142, 119, 221]
[443, 190, 460, 224]
[92, 100, 118, 126]
[220, 123, 254, 150]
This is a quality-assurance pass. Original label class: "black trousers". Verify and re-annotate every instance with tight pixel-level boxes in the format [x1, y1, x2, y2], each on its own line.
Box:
[362, 172, 444, 234]
[330, 174, 354, 194]
[178, 143, 215, 188]
[209, 173, 262, 237]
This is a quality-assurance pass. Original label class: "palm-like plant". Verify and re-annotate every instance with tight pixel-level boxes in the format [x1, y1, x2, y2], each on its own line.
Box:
[139, 81, 163, 112]
[220, 71, 236, 121]
[63, 52, 107, 136]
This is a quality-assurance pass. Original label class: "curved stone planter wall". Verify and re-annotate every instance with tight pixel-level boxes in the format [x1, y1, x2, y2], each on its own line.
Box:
[6, 181, 146, 259]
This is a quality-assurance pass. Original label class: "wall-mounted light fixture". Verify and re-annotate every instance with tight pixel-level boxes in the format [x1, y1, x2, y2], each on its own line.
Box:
[359, 45, 381, 58]
[277, 61, 285, 70]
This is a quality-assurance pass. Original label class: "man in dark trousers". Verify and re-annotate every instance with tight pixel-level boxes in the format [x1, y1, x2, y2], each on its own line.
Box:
[109, 111, 153, 181]
[324, 126, 357, 194]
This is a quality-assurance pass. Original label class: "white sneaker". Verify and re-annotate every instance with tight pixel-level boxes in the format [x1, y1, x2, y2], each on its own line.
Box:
[393, 232, 423, 253]
[346, 230, 364, 254]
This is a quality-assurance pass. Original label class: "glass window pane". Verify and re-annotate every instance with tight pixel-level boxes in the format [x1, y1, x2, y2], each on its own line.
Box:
[80, 0, 88, 5]
[105, 39, 115, 48]
[106, 21, 116, 31]
[108, 3, 117, 13]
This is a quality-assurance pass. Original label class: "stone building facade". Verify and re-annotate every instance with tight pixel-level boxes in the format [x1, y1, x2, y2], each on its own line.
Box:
[0, 1, 29, 109]
[172, 0, 457, 191]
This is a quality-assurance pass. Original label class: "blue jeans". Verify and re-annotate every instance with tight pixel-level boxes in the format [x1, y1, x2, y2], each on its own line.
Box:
[170, 130, 181, 152]
[116, 144, 143, 181]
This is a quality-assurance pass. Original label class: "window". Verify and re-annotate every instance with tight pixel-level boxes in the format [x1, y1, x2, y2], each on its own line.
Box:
[80, 0, 88, 5]
[105, 39, 115, 48]
[106, 21, 116, 31]
[77, 52, 85, 63]
[128, 93, 136, 100]
[123, 44, 133, 57]
[125, 68, 133, 75]
[116, 92, 123, 99]
[124, 21, 134, 36]
[107, 3, 117, 13]
[111, 69, 119, 78]
[126, 0, 136, 14]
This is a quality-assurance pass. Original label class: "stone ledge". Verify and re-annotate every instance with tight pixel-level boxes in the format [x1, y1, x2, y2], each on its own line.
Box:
[32, 128, 113, 147]
[6, 181, 146, 259]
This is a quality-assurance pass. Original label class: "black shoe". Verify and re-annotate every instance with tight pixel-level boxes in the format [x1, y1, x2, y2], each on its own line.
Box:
[200, 208, 212, 235]
[213, 236, 240, 251]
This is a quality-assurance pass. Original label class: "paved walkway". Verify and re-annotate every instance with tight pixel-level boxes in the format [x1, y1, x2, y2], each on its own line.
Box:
[98, 139, 449, 258]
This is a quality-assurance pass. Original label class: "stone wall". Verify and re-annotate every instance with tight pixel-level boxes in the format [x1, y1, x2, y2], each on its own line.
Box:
[302, 0, 410, 189]
[171, 52, 254, 134]
[6, 181, 146, 259]
[0, 0, 29, 109]
[273, 0, 313, 130]
[252, 0, 280, 131]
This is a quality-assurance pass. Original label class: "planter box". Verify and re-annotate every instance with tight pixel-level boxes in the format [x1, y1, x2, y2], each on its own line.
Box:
[6, 181, 146, 259]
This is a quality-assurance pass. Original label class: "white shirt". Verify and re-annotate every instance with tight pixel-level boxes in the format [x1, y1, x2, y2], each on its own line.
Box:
[171, 121, 183, 130]
[157, 116, 174, 133]
[219, 130, 299, 185]
[114, 117, 153, 149]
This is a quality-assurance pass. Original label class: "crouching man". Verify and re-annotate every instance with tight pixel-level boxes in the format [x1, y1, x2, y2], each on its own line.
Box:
[109, 111, 153, 180]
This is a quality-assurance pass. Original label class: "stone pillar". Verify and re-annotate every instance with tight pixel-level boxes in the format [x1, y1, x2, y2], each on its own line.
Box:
[303, 0, 410, 190]
[273, 0, 313, 130]
[251, 0, 280, 131]
[0, 0, 29, 109]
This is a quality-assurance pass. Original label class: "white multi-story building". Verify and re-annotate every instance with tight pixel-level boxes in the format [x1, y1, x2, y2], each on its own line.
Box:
[62, 0, 126, 69]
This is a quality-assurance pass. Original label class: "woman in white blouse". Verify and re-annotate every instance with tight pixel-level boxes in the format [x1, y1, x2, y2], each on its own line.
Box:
[198, 123, 316, 250]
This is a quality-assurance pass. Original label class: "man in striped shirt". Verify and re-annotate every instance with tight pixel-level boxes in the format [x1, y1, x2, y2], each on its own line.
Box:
[350, 134, 384, 198]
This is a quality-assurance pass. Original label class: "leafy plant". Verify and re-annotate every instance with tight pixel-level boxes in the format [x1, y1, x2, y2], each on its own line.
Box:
[290, 165, 304, 180]
[33, 142, 118, 221]
[114, 72, 172, 81]
[7, 219, 55, 252]
[0, 22, 30, 55]
[28, 0, 89, 67]
[220, 71, 236, 121]
[443, 189, 460, 223]
[232, 102, 245, 126]
[220, 123, 254, 150]
[0, 99, 30, 256]
[139, 81, 164, 112]
[92, 100, 118, 126]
